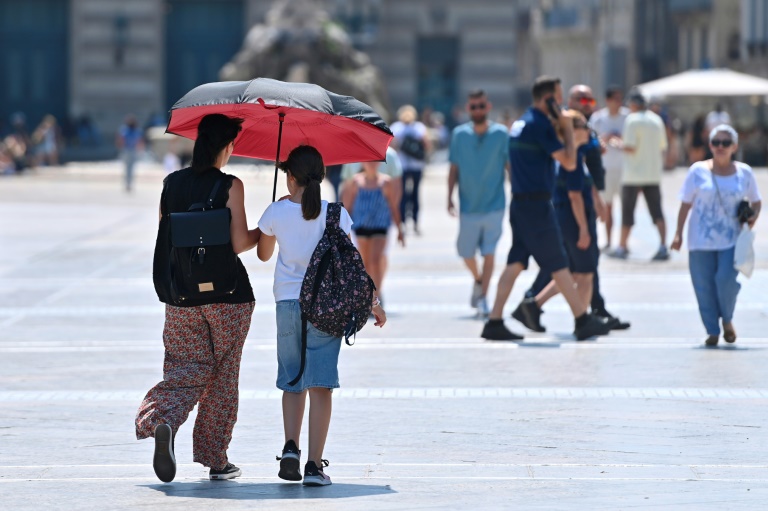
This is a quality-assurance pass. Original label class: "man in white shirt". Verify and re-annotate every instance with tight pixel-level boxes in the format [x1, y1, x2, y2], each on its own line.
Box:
[705, 103, 732, 134]
[611, 88, 669, 261]
[590, 86, 630, 250]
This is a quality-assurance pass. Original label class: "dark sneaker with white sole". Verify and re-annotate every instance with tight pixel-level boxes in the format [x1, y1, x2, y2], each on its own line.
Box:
[303, 460, 331, 486]
[594, 309, 631, 330]
[277, 439, 302, 481]
[481, 319, 524, 341]
[512, 298, 546, 332]
[152, 423, 176, 483]
[574, 313, 612, 340]
[210, 462, 241, 480]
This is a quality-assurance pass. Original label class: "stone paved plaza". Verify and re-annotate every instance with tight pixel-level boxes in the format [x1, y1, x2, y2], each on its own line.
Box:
[1, 161, 767, 510]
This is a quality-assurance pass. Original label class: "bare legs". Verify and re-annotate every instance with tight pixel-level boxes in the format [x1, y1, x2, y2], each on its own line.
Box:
[604, 201, 613, 247]
[535, 273, 594, 311]
[282, 388, 333, 466]
[357, 236, 388, 295]
[463, 254, 495, 298]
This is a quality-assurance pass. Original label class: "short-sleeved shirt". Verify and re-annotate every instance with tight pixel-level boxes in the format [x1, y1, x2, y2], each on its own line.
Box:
[258, 200, 353, 302]
[119, 125, 143, 150]
[508, 107, 563, 195]
[390, 121, 428, 171]
[622, 110, 668, 185]
[449, 121, 509, 214]
[553, 145, 594, 209]
[590, 106, 629, 172]
[679, 162, 761, 251]
[340, 146, 403, 181]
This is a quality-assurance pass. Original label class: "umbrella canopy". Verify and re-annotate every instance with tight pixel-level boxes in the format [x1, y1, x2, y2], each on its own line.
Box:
[637, 68, 768, 99]
[167, 78, 393, 201]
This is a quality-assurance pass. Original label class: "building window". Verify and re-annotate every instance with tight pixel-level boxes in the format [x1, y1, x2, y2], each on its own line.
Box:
[331, 0, 381, 49]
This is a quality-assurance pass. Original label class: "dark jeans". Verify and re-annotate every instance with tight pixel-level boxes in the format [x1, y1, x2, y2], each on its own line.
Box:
[326, 165, 342, 202]
[400, 169, 422, 225]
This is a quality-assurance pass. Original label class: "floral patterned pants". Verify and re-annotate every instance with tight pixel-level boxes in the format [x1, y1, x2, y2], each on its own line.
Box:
[135, 302, 254, 469]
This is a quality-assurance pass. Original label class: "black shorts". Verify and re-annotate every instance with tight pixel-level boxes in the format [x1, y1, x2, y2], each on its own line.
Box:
[621, 185, 664, 227]
[506, 200, 569, 274]
[556, 204, 598, 274]
[354, 227, 388, 238]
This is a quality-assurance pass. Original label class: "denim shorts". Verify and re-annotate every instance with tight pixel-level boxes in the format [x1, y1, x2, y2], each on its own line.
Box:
[275, 300, 341, 392]
[456, 209, 505, 259]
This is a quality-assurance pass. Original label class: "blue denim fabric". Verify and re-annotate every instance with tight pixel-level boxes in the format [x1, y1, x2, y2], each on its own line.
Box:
[275, 300, 341, 392]
[688, 248, 741, 335]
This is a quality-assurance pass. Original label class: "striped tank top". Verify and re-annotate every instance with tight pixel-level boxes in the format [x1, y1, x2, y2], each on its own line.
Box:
[352, 186, 391, 230]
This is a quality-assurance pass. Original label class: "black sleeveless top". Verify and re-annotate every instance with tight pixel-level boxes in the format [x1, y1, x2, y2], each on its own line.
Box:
[152, 167, 255, 307]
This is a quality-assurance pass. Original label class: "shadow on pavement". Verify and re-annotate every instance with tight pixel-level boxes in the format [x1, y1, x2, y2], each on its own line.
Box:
[141, 481, 396, 500]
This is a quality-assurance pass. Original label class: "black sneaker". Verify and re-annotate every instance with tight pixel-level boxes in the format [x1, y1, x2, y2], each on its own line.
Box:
[303, 460, 332, 486]
[574, 313, 612, 340]
[512, 298, 546, 332]
[210, 462, 241, 480]
[481, 319, 524, 341]
[276, 439, 302, 481]
[152, 423, 176, 483]
[593, 309, 631, 330]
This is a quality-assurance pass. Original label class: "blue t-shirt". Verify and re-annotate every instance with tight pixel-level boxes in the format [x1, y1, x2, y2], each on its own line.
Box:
[119, 125, 143, 150]
[449, 122, 509, 214]
[553, 142, 595, 209]
[508, 107, 564, 195]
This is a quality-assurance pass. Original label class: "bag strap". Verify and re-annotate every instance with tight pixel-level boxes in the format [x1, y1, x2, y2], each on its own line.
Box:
[288, 249, 334, 387]
[326, 202, 342, 229]
[188, 177, 224, 212]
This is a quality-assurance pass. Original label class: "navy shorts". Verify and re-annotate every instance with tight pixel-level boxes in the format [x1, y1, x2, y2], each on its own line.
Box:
[506, 200, 569, 273]
[556, 204, 599, 274]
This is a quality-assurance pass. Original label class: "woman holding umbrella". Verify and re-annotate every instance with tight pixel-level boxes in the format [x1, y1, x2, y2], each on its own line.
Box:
[136, 114, 261, 483]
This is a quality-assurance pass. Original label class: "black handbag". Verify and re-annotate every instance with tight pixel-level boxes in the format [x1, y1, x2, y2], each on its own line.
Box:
[168, 178, 238, 302]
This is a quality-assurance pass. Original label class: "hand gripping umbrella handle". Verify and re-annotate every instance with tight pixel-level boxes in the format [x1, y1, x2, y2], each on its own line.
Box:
[272, 112, 286, 202]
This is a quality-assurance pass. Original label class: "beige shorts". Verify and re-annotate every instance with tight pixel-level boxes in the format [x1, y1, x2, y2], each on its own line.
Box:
[600, 166, 623, 203]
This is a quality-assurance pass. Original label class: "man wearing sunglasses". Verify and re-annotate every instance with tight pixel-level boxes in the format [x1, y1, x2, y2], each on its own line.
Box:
[448, 90, 510, 317]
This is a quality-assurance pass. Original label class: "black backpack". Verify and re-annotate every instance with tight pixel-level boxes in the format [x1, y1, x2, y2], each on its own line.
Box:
[400, 133, 426, 160]
[165, 178, 238, 304]
[288, 202, 376, 386]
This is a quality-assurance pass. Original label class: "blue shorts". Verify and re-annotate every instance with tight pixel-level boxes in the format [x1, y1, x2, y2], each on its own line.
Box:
[456, 209, 505, 259]
[556, 204, 598, 274]
[506, 200, 569, 273]
[275, 300, 341, 392]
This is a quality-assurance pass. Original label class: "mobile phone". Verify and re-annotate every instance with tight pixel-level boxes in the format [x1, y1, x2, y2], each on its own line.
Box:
[546, 97, 560, 119]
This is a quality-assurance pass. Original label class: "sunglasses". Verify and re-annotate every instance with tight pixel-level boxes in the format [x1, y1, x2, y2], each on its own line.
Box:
[469, 103, 487, 111]
[576, 97, 596, 107]
[711, 139, 733, 148]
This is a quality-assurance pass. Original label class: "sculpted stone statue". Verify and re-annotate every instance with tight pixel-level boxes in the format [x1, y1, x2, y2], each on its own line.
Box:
[219, 0, 391, 121]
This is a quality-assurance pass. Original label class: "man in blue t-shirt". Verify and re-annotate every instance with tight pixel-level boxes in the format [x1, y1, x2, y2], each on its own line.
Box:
[448, 89, 510, 317]
[481, 76, 611, 341]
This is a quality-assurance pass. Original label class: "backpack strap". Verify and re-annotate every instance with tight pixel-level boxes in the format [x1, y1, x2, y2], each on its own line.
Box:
[288, 249, 334, 387]
[326, 202, 342, 229]
[188, 177, 224, 211]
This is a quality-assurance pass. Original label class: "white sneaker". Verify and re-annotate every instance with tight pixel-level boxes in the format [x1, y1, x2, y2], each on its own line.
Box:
[470, 281, 483, 307]
[476, 296, 490, 318]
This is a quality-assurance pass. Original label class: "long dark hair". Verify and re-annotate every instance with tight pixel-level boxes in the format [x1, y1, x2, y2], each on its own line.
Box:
[191, 114, 244, 171]
[279, 145, 325, 220]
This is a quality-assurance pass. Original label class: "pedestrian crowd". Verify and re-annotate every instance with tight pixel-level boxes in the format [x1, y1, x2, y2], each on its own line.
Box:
[133, 75, 761, 487]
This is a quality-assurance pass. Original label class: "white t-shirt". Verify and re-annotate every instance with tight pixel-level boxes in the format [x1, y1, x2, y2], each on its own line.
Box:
[340, 146, 403, 181]
[590, 106, 629, 172]
[679, 162, 761, 251]
[622, 110, 668, 185]
[258, 200, 353, 301]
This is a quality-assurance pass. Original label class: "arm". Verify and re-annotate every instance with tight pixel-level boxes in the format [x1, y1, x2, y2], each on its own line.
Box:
[225, 177, 261, 254]
[341, 177, 358, 215]
[671, 202, 692, 251]
[256, 233, 276, 261]
[592, 185, 607, 223]
[383, 178, 405, 246]
[552, 121, 576, 170]
[447, 163, 459, 216]
[748, 201, 762, 229]
[568, 191, 591, 250]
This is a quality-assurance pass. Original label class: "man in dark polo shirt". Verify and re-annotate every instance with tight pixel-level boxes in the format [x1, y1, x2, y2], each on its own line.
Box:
[481, 76, 611, 341]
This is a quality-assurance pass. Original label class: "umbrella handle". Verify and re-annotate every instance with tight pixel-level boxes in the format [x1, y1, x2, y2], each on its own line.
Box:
[272, 113, 286, 202]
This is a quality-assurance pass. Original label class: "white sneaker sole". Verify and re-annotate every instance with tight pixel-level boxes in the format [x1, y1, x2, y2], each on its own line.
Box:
[303, 474, 332, 486]
[210, 468, 241, 480]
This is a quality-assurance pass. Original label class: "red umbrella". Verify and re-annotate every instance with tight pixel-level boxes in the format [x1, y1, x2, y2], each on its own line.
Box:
[167, 78, 393, 201]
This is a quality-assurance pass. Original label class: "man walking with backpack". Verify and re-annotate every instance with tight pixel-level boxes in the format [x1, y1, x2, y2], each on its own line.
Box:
[391, 105, 431, 235]
[447, 89, 509, 317]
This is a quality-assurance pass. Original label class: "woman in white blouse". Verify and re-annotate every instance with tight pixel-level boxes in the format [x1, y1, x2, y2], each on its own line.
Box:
[671, 124, 762, 346]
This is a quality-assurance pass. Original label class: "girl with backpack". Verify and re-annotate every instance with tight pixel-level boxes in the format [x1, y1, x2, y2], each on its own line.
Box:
[257, 145, 387, 486]
[342, 160, 405, 303]
[137, 114, 262, 483]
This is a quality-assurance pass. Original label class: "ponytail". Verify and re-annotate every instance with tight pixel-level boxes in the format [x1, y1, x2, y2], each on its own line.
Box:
[301, 179, 322, 220]
[279, 145, 326, 220]
[191, 114, 244, 172]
